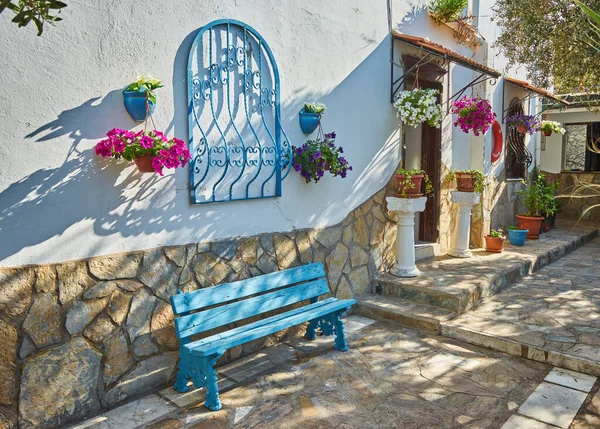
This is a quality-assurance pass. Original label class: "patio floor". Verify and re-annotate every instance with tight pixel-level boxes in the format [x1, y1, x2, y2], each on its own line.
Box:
[71, 316, 598, 429]
[442, 238, 600, 376]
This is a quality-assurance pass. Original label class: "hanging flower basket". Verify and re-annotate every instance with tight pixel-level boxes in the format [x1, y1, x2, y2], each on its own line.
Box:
[292, 131, 352, 183]
[505, 114, 540, 134]
[95, 128, 191, 175]
[540, 120, 565, 137]
[450, 96, 496, 136]
[394, 88, 443, 128]
[123, 74, 163, 122]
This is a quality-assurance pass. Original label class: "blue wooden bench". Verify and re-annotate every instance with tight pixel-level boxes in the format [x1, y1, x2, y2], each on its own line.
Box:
[170, 262, 356, 410]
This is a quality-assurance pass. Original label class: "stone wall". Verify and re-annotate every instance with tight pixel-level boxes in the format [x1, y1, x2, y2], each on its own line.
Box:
[543, 172, 600, 222]
[0, 186, 397, 429]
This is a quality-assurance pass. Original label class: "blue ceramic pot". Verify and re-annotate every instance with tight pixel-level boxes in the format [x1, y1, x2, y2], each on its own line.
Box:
[299, 110, 320, 134]
[508, 229, 529, 246]
[123, 89, 155, 122]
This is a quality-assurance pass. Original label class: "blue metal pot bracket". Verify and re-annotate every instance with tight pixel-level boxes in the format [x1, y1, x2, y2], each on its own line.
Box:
[299, 110, 320, 134]
[123, 89, 155, 122]
[508, 229, 528, 246]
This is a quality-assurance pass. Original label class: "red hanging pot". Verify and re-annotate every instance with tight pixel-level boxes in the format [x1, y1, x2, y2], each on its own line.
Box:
[542, 129, 552, 137]
[134, 154, 154, 173]
[517, 124, 526, 133]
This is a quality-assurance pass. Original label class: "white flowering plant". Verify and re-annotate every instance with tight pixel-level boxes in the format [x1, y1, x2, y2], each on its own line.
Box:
[540, 120, 566, 135]
[394, 88, 443, 128]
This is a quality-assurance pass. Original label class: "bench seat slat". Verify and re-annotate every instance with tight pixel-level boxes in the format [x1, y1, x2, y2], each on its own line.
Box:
[185, 298, 356, 356]
[175, 278, 329, 339]
[171, 263, 325, 315]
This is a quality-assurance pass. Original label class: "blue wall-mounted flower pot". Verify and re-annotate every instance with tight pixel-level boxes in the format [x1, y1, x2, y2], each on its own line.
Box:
[123, 89, 155, 122]
[508, 229, 528, 246]
[299, 110, 320, 134]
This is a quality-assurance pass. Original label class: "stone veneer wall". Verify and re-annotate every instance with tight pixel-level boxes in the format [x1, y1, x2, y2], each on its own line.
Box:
[0, 186, 397, 429]
[543, 172, 600, 222]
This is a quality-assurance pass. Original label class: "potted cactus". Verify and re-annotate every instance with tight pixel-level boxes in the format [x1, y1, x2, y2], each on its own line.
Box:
[485, 228, 506, 253]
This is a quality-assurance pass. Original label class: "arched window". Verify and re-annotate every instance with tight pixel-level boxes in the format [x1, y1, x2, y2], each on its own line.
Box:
[505, 99, 531, 180]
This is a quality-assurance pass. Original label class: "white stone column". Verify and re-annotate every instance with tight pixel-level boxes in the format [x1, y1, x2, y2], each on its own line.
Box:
[448, 191, 481, 258]
[386, 197, 427, 278]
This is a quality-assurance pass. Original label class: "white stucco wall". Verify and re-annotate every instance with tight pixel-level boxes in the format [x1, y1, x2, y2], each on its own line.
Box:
[541, 109, 600, 173]
[0, 0, 542, 267]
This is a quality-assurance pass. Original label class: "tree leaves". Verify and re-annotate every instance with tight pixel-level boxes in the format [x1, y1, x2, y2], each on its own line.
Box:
[0, 0, 67, 36]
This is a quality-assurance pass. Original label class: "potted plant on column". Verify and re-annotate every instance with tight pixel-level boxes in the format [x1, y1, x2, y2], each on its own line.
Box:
[445, 169, 486, 193]
[394, 168, 433, 198]
[539, 120, 566, 137]
[485, 228, 506, 253]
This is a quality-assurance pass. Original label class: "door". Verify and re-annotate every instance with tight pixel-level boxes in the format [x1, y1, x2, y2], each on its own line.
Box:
[419, 82, 442, 243]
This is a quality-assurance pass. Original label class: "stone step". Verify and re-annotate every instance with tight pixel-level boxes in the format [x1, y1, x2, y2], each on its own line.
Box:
[440, 320, 600, 376]
[354, 295, 456, 334]
[415, 241, 440, 262]
[373, 225, 598, 315]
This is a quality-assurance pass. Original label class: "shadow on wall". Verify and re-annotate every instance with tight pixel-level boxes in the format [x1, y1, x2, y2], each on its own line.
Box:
[0, 31, 398, 266]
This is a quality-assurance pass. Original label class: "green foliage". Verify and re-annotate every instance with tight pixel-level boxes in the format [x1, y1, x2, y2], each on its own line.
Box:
[395, 168, 434, 197]
[125, 74, 163, 104]
[492, 0, 600, 93]
[303, 102, 326, 114]
[428, 0, 468, 24]
[576, 0, 600, 52]
[517, 174, 559, 217]
[0, 0, 66, 36]
[445, 169, 487, 193]
[507, 225, 524, 230]
[489, 228, 505, 238]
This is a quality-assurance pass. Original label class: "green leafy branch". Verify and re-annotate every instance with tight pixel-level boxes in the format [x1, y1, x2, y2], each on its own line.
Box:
[0, 0, 67, 36]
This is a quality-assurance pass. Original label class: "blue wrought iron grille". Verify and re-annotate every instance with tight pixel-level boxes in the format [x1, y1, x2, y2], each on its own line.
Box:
[187, 19, 292, 204]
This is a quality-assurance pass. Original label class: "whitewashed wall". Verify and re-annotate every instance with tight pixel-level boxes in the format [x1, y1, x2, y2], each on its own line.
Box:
[0, 0, 538, 267]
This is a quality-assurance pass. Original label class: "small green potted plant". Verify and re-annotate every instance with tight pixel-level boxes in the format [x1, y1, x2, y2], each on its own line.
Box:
[299, 102, 326, 134]
[445, 169, 486, 193]
[485, 228, 506, 253]
[539, 120, 566, 137]
[507, 226, 528, 246]
[394, 168, 433, 198]
[516, 174, 556, 239]
[123, 74, 163, 122]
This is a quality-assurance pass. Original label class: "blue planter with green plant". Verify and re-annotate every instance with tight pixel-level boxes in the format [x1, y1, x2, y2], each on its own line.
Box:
[299, 102, 325, 134]
[507, 227, 528, 246]
[123, 74, 163, 122]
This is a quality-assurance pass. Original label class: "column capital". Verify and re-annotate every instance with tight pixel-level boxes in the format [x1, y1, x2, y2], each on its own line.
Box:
[450, 191, 480, 205]
[386, 196, 427, 214]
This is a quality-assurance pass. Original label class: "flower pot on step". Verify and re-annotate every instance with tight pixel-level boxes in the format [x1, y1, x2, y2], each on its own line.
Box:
[299, 110, 320, 134]
[508, 229, 528, 246]
[515, 215, 544, 240]
[134, 154, 154, 173]
[395, 174, 424, 198]
[485, 236, 505, 253]
[123, 89, 155, 122]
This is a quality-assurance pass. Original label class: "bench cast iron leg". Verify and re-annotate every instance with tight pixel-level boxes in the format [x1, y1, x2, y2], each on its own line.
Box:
[304, 319, 318, 340]
[174, 348, 190, 393]
[332, 311, 348, 352]
[203, 353, 223, 411]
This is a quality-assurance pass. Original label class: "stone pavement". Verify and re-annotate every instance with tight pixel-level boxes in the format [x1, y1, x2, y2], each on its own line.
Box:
[442, 238, 600, 376]
[70, 316, 597, 429]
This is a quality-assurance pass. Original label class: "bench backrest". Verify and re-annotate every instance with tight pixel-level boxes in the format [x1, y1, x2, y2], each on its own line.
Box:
[170, 262, 328, 340]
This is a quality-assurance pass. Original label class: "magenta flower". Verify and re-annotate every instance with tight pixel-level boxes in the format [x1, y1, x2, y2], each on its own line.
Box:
[451, 96, 496, 136]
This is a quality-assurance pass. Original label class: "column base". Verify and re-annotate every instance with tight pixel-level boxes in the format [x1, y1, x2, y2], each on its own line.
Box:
[390, 265, 420, 278]
[448, 248, 473, 258]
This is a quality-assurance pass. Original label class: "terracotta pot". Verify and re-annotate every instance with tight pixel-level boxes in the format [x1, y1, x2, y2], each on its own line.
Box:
[517, 124, 526, 133]
[515, 215, 544, 240]
[455, 172, 476, 192]
[395, 173, 424, 198]
[542, 129, 552, 137]
[485, 236, 505, 253]
[134, 154, 154, 173]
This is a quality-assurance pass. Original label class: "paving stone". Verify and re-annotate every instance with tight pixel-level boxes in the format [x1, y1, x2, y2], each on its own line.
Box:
[343, 315, 376, 333]
[94, 394, 176, 429]
[159, 378, 236, 408]
[518, 381, 588, 428]
[544, 367, 597, 392]
[501, 414, 557, 429]
[218, 351, 277, 383]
